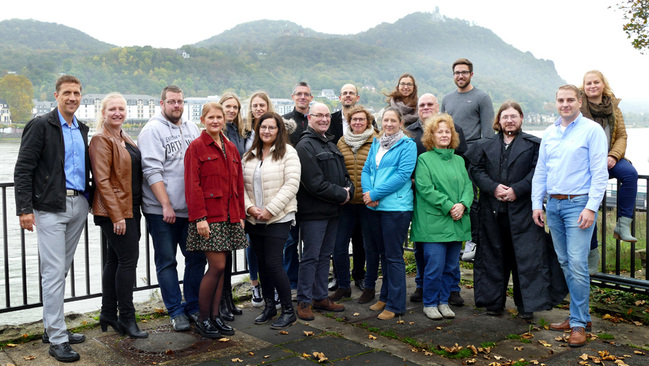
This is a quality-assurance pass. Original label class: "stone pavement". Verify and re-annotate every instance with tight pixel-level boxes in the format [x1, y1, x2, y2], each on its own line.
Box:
[1, 271, 648, 365]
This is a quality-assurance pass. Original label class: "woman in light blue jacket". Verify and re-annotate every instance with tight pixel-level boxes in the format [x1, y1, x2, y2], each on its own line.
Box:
[361, 107, 417, 320]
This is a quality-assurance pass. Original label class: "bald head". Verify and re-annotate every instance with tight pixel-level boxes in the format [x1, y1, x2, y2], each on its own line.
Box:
[418, 93, 439, 121]
[308, 102, 331, 136]
[339, 84, 359, 109]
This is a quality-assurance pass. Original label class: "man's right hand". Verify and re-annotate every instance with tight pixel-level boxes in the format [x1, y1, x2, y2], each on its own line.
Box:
[19, 213, 35, 232]
[532, 209, 545, 228]
[162, 204, 176, 224]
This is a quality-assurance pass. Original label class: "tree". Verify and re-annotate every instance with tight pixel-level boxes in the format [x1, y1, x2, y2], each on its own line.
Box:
[615, 0, 649, 53]
[0, 74, 35, 123]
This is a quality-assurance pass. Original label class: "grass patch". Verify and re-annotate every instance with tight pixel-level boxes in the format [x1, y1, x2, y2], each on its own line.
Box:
[367, 326, 380, 333]
[537, 317, 549, 328]
[404, 251, 417, 276]
[403, 337, 425, 348]
[596, 209, 646, 274]
[520, 339, 532, 344]
[512, 361, 530, 366]
[599, 333, 615, 340]
[506, 334, 521, 340]
[481, 342, 497, 348]
[378, 329, 398, 339]
[429, 346, 474, 359]
[321, 331, 342, 337]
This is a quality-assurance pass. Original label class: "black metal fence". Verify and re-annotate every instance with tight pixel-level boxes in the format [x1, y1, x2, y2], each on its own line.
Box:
[1, 175, 648, 315]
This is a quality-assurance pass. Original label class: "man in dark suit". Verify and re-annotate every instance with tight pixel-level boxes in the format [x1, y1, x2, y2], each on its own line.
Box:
[327, 84, 360, 144]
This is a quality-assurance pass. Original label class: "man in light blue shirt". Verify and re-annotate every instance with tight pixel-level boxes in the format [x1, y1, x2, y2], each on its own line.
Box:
[532, 84, 608, 348]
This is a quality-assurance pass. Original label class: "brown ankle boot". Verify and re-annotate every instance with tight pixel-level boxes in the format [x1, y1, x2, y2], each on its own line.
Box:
[297, 302, 314, 321]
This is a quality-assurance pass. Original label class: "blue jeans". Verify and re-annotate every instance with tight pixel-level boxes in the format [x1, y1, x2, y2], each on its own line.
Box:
[365, 210, 411, 314]
[546, 195, 594, 328]
[415, 241, 460, 291]
[333, 204, 372, 289]
[297, 219, 338, 303]
[145, 213, 206, 317]
[245, 237, 259, 282]
[283, 223, 300, 289]
[610, 158, 638, 218]
[422, 241, 462, 307]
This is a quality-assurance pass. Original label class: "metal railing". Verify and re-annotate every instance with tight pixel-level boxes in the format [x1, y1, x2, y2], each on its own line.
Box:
[2, 175, 648, 315]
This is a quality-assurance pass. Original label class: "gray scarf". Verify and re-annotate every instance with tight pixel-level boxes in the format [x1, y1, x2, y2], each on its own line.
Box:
[379, 130, 404, 150]
[343, 127, 374, 154]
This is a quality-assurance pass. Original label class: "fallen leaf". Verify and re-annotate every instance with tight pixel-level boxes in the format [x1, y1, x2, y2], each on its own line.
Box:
[411, 348, 419, 353]
[6, 343, 17, 347]
[368, 334, 377, 340]
[409, 321, 415, 325]
[633, 321, 643, 326]
[579, 354, 589, 360]
[218, 338, 230, 342]
[279, 330, 289, 335]
[303, 331, 314, 337]
[353, 312, 360, 316]
[514, 346, 524, 351]
[530, 360, 539, 365]
[312, 352, 328, 363]
[396, 320, 405, 324]
[521, 332, 534, 339]
[141, 319, 148, 323]
[578, 361, 588, 365]
[264, 355, 270, 358]
[539, 340, 553, 347]
[154, 307, 166, 313]
[603, 314, 613, 319]
[436, 327, 442, 330]
[465, 358, 477, 364]
[439, 343, 463, 353]
[249, 352, 255, 356]
[302, 353, 311, 358]
[467, 344, 478, 355]
[636, 300, 646, 306]
[423, 350, 433, 356]
[634, 350, 645, 355]
[23, 356, 36, 360]
[231, 358, 243, 362]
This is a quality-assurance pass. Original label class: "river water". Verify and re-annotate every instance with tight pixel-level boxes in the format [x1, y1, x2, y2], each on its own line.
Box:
[1, 128, 648, 324]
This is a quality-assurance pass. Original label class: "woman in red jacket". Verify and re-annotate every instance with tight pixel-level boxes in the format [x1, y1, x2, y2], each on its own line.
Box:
[184, 102, 248, 339]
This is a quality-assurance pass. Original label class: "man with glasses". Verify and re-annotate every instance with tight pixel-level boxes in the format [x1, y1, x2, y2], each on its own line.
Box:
[285, 81, 314, 146]
[406, 93, 467, 303]
[139, 85, 206, 332]
[327, 84, 360, 144]
[294, 102, 354, 320]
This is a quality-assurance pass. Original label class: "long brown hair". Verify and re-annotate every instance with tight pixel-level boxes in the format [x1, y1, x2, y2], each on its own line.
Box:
[244, 112, 288, 162]
[384, 73, 418, 108]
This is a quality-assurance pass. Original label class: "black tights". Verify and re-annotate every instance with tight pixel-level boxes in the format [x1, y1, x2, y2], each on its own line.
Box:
[198, 251, 226, 321]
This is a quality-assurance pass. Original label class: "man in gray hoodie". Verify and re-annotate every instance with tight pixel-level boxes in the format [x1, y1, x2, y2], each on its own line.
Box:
[139, 85, 205, 331]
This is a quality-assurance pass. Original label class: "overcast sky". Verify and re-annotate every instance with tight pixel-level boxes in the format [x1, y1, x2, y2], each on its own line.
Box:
[3, 0, 648, 109]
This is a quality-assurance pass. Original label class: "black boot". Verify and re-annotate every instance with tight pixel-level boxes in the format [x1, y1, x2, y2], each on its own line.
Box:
[99, 313, 120, 333]
[213, 316, 235, 336]
[271, 305, 297, 329]
[219, 294, 235, 321]
[254, 298, 277, 324]
[118, 318, 149, 338]
[226, 290, 243, 316]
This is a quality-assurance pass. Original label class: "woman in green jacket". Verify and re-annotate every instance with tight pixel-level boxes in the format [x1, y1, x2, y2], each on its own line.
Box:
[410, 113, 473, 321]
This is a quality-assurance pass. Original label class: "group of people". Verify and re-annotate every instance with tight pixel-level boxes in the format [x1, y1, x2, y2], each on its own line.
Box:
[14, 58, 639, 361]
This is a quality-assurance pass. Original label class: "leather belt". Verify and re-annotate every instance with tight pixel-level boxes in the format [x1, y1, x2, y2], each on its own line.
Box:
[550, 194, 586, 200]
[66, 189, 81, 197]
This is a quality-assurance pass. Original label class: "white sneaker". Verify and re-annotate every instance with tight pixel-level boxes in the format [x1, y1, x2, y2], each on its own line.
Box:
[461, 241, 476, 262]
[251, 284, 264, 308]
[274, 288, 281, 309]
[438, 304, 455, 318]
[423, 306, 443, 320]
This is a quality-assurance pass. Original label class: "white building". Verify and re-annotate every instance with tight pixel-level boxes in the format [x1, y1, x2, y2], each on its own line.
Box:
[77, 94, 160, 124]
[0, 99, 10, 123]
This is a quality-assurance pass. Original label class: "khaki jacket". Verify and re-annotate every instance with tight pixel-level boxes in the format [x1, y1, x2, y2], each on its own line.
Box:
[89, 128, 136, 222]
[337, 134, 374, 204]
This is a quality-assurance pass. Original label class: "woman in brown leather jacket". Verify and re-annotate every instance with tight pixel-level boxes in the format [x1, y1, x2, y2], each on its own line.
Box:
[89, 93, 147, 339]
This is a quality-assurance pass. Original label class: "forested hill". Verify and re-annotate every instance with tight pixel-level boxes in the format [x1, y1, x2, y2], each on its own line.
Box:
[0, 12, 564, 113]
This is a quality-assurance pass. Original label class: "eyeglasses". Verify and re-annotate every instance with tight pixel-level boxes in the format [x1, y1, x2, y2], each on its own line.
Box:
[399, 82, 414, 87]
[293, 92, 312, 97]
[260, 126, 278, 131]
[351, 117, 367, 122]
[418, 102, 437, 108]
[310, 113, 331, 120]
[341, 91, 357, 96]
[453, 71, 471, 76]
[500, 115, 520, 121]
[166, 100, 184, 106]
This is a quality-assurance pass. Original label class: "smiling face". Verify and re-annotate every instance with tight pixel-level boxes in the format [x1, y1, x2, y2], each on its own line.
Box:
[583, 73, 604, 102]
[54, 82, 82, 122]
[251, 96, 268, 121]
[307, 103, 331, 136]
[339, 84, 359, 109]
[498, 107, 522, 136]
[349, 112, 369, 134]
[292, 85, 313, 114]
[398, 76, 414, 97]
[433, 122, 452, 149]
[556, 88, 582, 125]
[259, 117, 279, 147]
[382, 110, 403, 136]
[161, 91, 184, 125]
[201, 107, 225, 139]
[102, 97, 127, 131]
[417, 94, 439, 121]
[222, 98, 240, 123]
[453, 64, 473, 91]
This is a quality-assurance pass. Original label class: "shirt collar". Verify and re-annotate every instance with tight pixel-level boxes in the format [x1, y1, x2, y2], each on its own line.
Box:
[58, 109, 78, 128]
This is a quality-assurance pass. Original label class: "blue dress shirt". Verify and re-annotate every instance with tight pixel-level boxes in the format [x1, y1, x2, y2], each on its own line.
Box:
[58, 110, 86, 192]
[532, 113, 608, 212]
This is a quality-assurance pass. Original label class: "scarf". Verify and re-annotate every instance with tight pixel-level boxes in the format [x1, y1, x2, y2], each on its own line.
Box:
[379, 129, 404, 150]
[584, 95, 615, 149]
[389, 99, 419, 127]
[343, 127, 374, 154]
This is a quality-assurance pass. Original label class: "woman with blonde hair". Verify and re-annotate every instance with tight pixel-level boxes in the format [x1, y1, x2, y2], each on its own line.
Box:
[90, 92, 148, 338]
[410, 113, 473, 320]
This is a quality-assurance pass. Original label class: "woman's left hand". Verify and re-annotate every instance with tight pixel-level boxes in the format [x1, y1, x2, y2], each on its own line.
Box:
[362, 191, 373, 205]
[197, 220, 210, 239]
[257, 209, 272, 221]
[113, 219, 126, 235]
[607, 156, 617, 169]
[450, 203, 465, 221]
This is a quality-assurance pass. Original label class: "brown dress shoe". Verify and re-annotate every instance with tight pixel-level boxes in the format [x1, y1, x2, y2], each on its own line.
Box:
[313, 298, 345, 312]
[357, 288, 375, 304]
[297, 302, 314, 320]
[568, 327, 586, 347]
[329, 288, 351, 302]
[549, 318, 592, 332]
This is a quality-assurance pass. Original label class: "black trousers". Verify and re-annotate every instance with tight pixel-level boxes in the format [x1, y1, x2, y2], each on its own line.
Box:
[247, 222, 292, 307]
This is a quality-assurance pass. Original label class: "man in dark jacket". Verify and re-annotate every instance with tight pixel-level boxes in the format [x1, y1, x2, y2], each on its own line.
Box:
[14, 75, 91, 363]
[294, 102, 354, 320]
[327, 84, 360, 144]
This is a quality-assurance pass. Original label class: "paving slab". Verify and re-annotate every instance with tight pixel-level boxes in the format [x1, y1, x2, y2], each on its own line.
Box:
[281, 334, 374, 361]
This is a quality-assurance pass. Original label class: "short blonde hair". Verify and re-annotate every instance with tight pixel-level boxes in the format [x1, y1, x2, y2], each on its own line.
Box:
[422, 113, 460, 150]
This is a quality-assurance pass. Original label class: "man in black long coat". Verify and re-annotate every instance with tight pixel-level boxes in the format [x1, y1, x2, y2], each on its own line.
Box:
[466, 101, 566, 318]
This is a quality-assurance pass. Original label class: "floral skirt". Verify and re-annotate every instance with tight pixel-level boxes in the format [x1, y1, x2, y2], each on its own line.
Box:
[186, 221, 248, 252]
